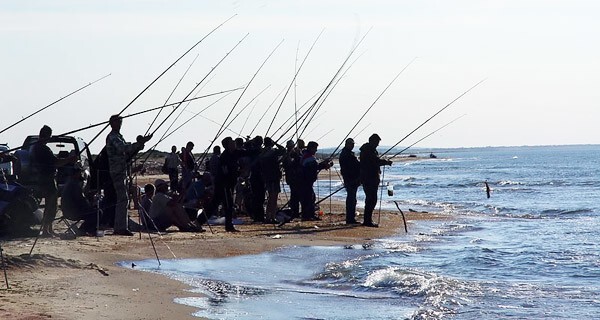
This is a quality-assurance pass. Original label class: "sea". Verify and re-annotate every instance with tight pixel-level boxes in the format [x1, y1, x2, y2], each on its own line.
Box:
[123, 145, 600, 319]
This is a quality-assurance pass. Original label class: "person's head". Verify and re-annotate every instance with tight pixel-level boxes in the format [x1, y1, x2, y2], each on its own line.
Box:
[154, 179, 169, 193]
[252, 135, 263, 148]
[306, 141, 318, 155]
[235, 137, 244, 149]
[221, 137, 234, 150]
[144, 183, 156, 197]
[39, 125, 52, 140]
[344, 138, 355, 150]
[264, 137, 274, 148]
[185, 141, 194, 151]
[296, 139, 306, 150]
[213, 145, 221, 155]
[369, 133, 381, 147]
[286, 140, 295, 151]
[109, 115, 123, 131]
[171, 145, 177, 153]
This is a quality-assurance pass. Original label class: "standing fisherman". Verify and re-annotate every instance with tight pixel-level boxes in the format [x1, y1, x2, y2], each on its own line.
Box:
[359, 134, 392, 227]
[260, 137, 285, 224]
[339, 138, 361, 225]
[165, 145, 181, 192]
[106, 115, 151, 236]
[211, 137, 245, 232]
[30, 125, 76, 236]
[282, 140, 302, 219]
[299, 141, 332, 221]
[181, 141, 195, 193]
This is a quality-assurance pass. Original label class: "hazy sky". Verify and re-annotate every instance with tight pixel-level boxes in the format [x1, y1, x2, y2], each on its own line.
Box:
[2, 1, 600, 154]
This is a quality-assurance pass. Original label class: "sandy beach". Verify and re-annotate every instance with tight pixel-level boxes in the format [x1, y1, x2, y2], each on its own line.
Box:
[0, 173, 447, 320]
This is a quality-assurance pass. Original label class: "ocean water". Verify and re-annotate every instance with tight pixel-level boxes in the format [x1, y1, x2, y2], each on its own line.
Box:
[124, 145, 600, 319]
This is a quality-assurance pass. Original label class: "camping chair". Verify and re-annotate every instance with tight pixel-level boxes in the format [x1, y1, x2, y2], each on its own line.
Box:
[29, 207, 101, 255]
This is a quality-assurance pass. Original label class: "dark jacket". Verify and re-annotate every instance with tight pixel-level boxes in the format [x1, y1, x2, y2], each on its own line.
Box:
[339, 147, 360, 187]
[260, 145, 285, 183]
[359, 142, 389, 184]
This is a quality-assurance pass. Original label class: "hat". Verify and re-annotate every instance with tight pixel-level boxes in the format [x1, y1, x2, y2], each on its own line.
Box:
[154, 179, 169, 188]
[369, 133, 381, 142]
[286, 140, 294, 148]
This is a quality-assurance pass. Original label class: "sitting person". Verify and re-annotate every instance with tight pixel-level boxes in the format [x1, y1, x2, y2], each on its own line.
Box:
[148, 179, 201, 232]
[60, 165, 100, 235]
[184, 172, 213, 225]
[138, 183, 154, 228]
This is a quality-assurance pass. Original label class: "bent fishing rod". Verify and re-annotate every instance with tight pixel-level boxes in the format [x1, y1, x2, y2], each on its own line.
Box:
[264, 30, 324, 137]
[197, 39, 284, 166]
[145, 53, 200, 136]
[380, 78, 486, 157]
[83, 14, 236, 151]
[315, 115, 465, 205]
[0, 73, 111, 136]
[325, 57, 417, 160]
[295, 28, 373, 140]
[0, 88, 241, 155]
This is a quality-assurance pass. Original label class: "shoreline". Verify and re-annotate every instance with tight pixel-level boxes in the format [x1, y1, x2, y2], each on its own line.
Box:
[1, 186, 448, 319]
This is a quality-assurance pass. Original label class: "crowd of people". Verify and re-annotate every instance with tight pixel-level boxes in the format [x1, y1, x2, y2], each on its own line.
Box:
[22, 114, 393, 237]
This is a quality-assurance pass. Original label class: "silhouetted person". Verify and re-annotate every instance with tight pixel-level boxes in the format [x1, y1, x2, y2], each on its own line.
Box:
[106, 115, 151, 236]
[359, 134, 392, 227]
[339, 138, 361, 225]
[299, 141, 332, 221]
[30, 125, 76, 236]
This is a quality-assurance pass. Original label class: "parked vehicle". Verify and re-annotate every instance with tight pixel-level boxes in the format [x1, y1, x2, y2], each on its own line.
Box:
[13, 135, 93, 195]
[0, 143, 13, 177]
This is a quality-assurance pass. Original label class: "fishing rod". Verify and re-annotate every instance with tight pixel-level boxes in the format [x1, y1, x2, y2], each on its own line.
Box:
[220, 85, 271, 138]
[273, 48, 364, 144]
[197, 39, 284, 166]
[353, 122, 372, 140]
[141, 91, 237, 155]
[380, 79, 486, 157]
[315, 113, 467, 205]
[83, 14, 236, 151]
[248, 87, 286, 137]
[316, 128, 335, 141]
[386, 114, 466, 159]
[146, 73, 219, 151]
[0, 73, 111, 136]
[145, 53, 200, 136]
[325, 57, 417, 160]
[0, 88, 241, 155]
[272, 87, 325, 143]
[295, 29, 372, 140]
[148, 33, 249, 138]
[134, 34, 250, 165]
[264, 30, 324, 138]
[240, 99, 259, 135]
[273, 50, 363, 144]
[294, 41, 301, 141]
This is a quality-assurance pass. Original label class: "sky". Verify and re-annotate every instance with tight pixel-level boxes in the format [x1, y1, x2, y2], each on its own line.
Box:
[2, 0, 600, 154]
